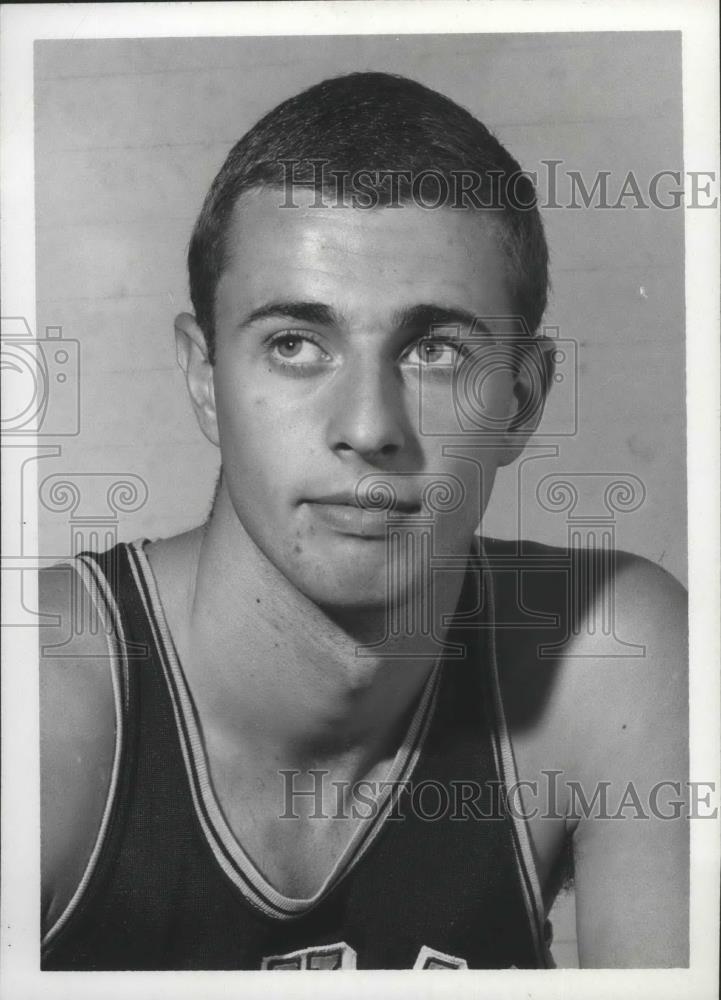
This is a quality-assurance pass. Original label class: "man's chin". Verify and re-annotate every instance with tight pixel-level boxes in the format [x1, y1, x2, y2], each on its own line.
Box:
[292, 568, 393, 613]
[285, 550, 421, 616]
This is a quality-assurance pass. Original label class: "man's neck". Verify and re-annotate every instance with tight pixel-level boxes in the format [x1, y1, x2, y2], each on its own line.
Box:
[152, 499, 469, 781]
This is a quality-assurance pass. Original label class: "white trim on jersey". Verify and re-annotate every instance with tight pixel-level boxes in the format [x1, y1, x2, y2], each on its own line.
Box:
[476, 538, 554, 969]
[41, 555, 128, 950]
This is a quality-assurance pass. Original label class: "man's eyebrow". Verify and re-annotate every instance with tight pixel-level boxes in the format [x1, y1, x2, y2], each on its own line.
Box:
[239, 301, 339, 328]
[393, 304, 491, 336]
[238, 300, 492, 336]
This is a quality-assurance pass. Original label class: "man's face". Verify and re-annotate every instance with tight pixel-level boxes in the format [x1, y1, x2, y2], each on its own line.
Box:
[207, 187, 521, 608]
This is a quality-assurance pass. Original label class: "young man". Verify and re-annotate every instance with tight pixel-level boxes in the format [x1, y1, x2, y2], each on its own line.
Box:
[39, 73, 688, 970]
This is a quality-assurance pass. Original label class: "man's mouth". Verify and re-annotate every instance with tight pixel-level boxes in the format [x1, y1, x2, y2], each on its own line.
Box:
[303, 492, 423, 538]
[310, 490, 421, 513]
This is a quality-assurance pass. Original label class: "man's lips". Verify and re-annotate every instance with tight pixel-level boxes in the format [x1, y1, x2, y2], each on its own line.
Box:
[302, 493, 423, 538]
[306, 491, 421, 513]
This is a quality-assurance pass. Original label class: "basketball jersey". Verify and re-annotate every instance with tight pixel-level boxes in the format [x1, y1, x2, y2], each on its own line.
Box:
[41, 539, 553, 970]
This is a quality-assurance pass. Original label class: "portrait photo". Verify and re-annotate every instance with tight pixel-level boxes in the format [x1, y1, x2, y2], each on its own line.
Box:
[1, 3, 718, 999]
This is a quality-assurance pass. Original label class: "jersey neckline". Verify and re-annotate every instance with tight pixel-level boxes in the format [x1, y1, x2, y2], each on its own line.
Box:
[128, 537, 444, 920]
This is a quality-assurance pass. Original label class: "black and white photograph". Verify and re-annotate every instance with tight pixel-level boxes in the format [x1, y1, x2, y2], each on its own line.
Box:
[1, 2, 718, 997]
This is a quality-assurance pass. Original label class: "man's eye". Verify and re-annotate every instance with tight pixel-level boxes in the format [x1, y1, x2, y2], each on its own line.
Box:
[404, 339, 461, 367]
[269, 333, 330, 365]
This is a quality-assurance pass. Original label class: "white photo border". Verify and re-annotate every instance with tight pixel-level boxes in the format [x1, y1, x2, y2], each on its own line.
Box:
[1, 2, 718, 998]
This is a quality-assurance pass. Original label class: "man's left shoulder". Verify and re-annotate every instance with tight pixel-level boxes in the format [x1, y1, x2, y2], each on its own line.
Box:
[571, 550, 688, 659]
[482, 536, 688, 764]
[480, 533, 687, 655]
[607, 546, 686, 603]
[558, 548, 688, 789]
[556, 551, 688, 967]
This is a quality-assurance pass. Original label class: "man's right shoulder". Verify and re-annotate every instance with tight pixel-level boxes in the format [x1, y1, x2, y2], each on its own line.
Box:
[39, 562, 119, 936]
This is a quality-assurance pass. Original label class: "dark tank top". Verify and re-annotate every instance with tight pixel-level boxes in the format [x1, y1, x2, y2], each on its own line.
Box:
[41, 539, 552, 970]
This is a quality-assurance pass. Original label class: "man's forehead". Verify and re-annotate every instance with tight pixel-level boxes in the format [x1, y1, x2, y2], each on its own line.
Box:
[219, 186, 513, 318]
[227, 185, 504, 253]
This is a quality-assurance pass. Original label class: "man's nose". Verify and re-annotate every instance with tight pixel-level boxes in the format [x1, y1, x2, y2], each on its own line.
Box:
[325, 359, 408, 462]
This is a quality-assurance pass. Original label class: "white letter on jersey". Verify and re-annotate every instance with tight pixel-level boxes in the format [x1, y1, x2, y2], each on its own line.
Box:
[413, 945, 468, 969]
[262, 942, 357, 969]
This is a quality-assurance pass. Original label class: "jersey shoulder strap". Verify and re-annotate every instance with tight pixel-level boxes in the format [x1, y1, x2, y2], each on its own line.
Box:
[41, 540, 149, 954]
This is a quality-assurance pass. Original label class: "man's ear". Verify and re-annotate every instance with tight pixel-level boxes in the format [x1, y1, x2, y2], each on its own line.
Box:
[174, 312, 220, 447]
[496, 336, 556, 467]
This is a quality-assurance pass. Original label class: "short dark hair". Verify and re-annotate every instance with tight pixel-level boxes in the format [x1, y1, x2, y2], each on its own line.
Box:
[188, 72, 549, 362]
